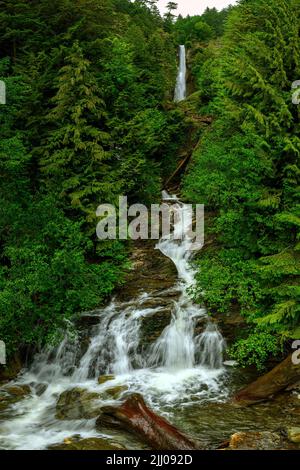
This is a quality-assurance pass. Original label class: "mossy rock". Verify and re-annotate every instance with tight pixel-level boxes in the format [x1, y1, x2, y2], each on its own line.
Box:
[5, 384, 31, 397]
[98, 375, 115, 385]
[287, 427, 300, 444]
[97, 379, 128, 399]
[104, 385, 128, 399]
[49, 437, 126, 450]
[56, 388, 101, 420]
[0, 384, 31, 412]
[227, 432, 282, 450]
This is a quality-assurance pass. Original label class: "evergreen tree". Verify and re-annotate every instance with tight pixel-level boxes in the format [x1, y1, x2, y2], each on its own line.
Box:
[183, 0, 300, 368]
[40, 42, 114, 222]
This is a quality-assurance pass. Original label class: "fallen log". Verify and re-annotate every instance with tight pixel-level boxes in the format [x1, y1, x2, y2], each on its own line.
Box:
[96, 393, 200, 450]
[165, 153, 191, 187]
[234, 354, 300, 406]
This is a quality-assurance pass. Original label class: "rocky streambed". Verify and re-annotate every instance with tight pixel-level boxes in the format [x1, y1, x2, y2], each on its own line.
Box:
[0, 238, 300, 450]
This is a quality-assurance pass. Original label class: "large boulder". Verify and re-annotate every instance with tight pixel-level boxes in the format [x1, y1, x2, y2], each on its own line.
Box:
[56, 388, 101, 420]
[56, 385, 128, 420]
[117, 241, 178, 302]
[4, 384, 31, 397]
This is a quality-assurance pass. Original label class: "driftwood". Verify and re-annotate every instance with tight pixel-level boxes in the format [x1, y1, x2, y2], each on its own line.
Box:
[96, 393, 200, 450]
[234, 354, 300, 406]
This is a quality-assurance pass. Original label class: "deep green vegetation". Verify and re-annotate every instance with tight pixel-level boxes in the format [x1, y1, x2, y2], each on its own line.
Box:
[1, 0, 299, 372]
[183, 0, 300, 369]
[175, 6, 231, 45]
[0, 0, 184, 356]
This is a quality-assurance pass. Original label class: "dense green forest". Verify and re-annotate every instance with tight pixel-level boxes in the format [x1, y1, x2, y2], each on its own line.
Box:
[0, 0, 299, 373]
[0, 0, 184, 355]
[183, 0, 300, 369]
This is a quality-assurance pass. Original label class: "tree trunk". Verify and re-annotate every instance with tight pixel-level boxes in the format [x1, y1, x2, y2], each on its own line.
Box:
[96, 393, 201, 450]
[234, 354, 300, 406]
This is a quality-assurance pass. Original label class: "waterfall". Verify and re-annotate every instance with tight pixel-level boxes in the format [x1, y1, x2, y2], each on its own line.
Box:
[0, 191, 227, 450]
[197, 324, 226, 370]
[174, 45, 187, 103]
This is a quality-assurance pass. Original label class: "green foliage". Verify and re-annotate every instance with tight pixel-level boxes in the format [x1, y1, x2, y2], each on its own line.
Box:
[229, 332, 281, 371]
[40, 41, 114, 223]
[191, 249, 262, 314]
[0, 197, 126, 353]
[175, 7, 231, 45]
[0, 0, 179, 358]
[184, 0, 300, 369]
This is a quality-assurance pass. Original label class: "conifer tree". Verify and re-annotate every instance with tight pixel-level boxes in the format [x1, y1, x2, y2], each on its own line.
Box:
[40, 42, 115, 223]
[183, 0, 300, 368]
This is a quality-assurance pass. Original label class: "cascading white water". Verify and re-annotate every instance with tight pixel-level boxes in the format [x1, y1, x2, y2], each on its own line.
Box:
[149, 201, 203, 369]
[0, 191, 227, 450]
[174, 45, 187, 103]
[197, 324, 226, 369]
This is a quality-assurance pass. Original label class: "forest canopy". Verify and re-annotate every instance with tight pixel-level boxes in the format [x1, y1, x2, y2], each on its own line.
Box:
[183, 0, 300, 369]
[0, 0, 184, 355]
[0, 0, 299, 372]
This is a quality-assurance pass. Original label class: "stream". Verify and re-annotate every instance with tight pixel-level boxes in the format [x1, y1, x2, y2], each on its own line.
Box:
[0, 46, 299, 451]
[1, 192, 299, 450]
[0, 193, 228, 449]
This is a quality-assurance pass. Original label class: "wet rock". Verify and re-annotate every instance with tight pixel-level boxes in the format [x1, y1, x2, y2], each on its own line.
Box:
[56, 388, 101, 420]
[4, 384, 31, 397]
[226, 431, 282, 450]
[141, 297, 174, 309]
[234, 354, 300, 406]
[140, 309, 172, 347]
[213, 306, 246, 346]
[286, 380, 300, 393]
[0, 392, 13, 412]
[0, 354, 22, 383]
[97, 376, 128, 398]
[78, 313, 103, 327]
[96, 393, 201, 450]
[32, 382, 48, 396]
[0, 384, 31, 412]
[287, 427, 300, 444]
[117, 241, 178, 303]
[56, 384, 128, 420]
[104, 385, 128, 399]
[49, 437, 126, 450]
[98, 375, 115, 385]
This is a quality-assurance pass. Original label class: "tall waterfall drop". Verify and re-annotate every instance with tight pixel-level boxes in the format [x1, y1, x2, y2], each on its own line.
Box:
[0, 192, 227, 450]
[174, 45, 187, 102]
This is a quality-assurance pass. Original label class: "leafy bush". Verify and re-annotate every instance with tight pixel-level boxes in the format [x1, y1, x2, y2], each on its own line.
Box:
[229, 332, 281, 371]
